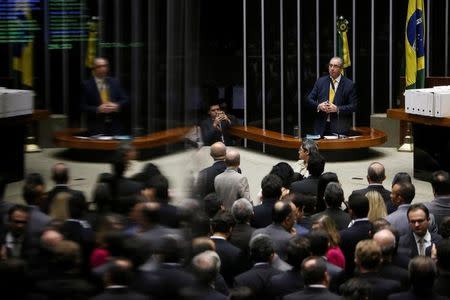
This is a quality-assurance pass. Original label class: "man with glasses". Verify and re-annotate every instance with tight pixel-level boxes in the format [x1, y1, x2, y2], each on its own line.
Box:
[398, 203, 442, 258]
[306, 56, 358, 137]
[0, 204, 30, 259]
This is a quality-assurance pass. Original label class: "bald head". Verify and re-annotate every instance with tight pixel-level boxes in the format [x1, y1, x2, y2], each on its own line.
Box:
[373, 228, 396, 249]
[367, 162, 386, 183]
[225, 149, 240, 167]
[51, 162, 69, 184]
[210, 142, 226, 160]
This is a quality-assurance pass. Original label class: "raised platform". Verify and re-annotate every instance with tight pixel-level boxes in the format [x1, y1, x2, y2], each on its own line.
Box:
[228, 126, 387, 150]
[53, 127, 193, 150]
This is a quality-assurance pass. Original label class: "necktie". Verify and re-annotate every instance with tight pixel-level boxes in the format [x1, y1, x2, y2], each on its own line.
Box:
[329, 79, 336, 104]
[100, 82, 109, 104]
[418, 238, 425, 256]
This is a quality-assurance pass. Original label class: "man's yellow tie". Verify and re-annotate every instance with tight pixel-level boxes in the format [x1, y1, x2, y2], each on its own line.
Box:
[329, 79, 336, 104]
[100, 83, 110, 104]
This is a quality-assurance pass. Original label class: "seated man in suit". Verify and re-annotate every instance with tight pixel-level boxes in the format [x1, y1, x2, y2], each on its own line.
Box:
[398, 203, 442, 258]
[306, 56, 358, 136]
[81, 57, 129, 135]
[200, 101, 236, 146]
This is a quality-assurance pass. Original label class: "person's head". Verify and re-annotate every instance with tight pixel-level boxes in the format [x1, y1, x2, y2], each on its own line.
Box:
[391, 171, 412, 187]
[203, 193, 223, 219]
[191, 250, 221, 286]
[41, 229, 64, 250]
[301, 256, 329, 286]
[270, 162, 295, 189]
[407, 203, 430, 237]
[249, 234, 274, 263]
[311, 215, 340, 246]
[93, 57, 109, 78]
[225, 150, 240, 168]
[366, 162, 386, 184]
[431, 170, 450, 196]
[298, 139, 319, 161]
[140, 202, 161, 227]
[286, 236, 311, 269]
[317, 172, 339, 202]
[231, 198, 253, 224]
[409, 256, 437, 293]
[324, 181, 344, 208]
[439, 216, 450, 238]
[159, 234, 186, 263]
[272, 201, 296, 232]
[372, 228, 396, 261]
[8, 204, 29, 237]
[51, 162, 69, 184]
[191, 237, 216, 257]
[390, 181, 415, 207]
[210, 142, 226, 161]
[340, 278, 372, 300]
[104, 258, 134, 287]
[208, 103, 222, 119]
[365, 190, 387, 222]
[308, 229, 330, 256]
[328, 56, 344, 79]
[261, 174, 283, 199]
[355, 239, 382, 272]
[51, 240, 82, 272]
[145, 175, 170, 203]
[210, 211, 235, 236]
[348, 193, 369, 219]
[306, 152, 325, 177]
[22, 173, 46, 206]
[436, 239, 450, 271]
[369, 218, 391, 237]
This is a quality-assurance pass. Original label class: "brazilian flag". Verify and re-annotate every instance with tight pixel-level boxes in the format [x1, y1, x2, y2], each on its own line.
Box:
[405, 0, 425, 89]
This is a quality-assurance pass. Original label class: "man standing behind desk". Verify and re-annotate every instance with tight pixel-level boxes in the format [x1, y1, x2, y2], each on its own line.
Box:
[306, 56, 358, 136]
[81, 57, 129, 135]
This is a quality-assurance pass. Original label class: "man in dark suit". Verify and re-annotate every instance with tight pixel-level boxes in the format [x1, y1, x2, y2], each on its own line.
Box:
[93, 258, 147, 300]
[290, 152, 325, 196]
[283, 256, 340, 300]
[388, 256, 447, 300]
[353, 239, 401, 300]
[195, 142, 227, 200]
[234, 234, 281, 300]
[339, 193, 371, 276]
[210, 211, 244, 286]
[230, 198, 255, 258]
[44, 162, 87, 214]
[200, 101, 236, 146]
[352, 162, 396, 213]
[81, 57, 129, 135]
[398, 203, 442, 258]
[251, 174, 283, 229]
[269, 236, 310, 298]
[306, 56, 358, 136]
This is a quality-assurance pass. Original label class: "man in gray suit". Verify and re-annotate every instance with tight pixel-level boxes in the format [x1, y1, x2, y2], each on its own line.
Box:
[425, 170, 450, 229]
[385, 181, 437, 236]
[214, 149, 250, 210]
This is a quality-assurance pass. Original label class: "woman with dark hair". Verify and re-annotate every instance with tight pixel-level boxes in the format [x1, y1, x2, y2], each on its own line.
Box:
[316, 172, 339, 213]
[270, 162, 295, 196]
[297, 139, 319, 178]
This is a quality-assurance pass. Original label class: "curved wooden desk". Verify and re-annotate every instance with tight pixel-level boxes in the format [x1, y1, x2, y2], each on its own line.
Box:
[228, 126, 387, 150]
[54, 127, 193, 150]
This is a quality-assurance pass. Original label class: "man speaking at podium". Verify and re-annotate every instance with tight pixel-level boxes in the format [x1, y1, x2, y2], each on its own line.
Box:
[306, 56, 358, 137]
[81, 57, 129, 135]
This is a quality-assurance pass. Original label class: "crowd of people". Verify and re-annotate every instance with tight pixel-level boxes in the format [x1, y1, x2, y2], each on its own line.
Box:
[1, 140, 450, 300]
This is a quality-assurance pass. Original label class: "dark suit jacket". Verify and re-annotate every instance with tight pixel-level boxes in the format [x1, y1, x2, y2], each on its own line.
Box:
[306, 75, 358, 136]
[200, 118, 234, 146]
[357, 272, 402, 300]
[434, 271, 450, 298]
[378, 262, 410, 290]
[352, 184, 396, 214]
[195, 160, 227, 199]
[283, 286, 341, 300]
[230, 223, 255, 256]
[290, 176, 320, 196]
[91, 287, 147, 300]
[81, 77, 129, 135]
[251, 197, 278, 229]
[311, 207, 351, 230]
[339, 220, 372, 276]
[398, 231, 443, 258]
[234, 263, 282, 300]
[388, 290, 448, 300]
[269, 268, 304, 299]
[212, 237, 244, 287]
